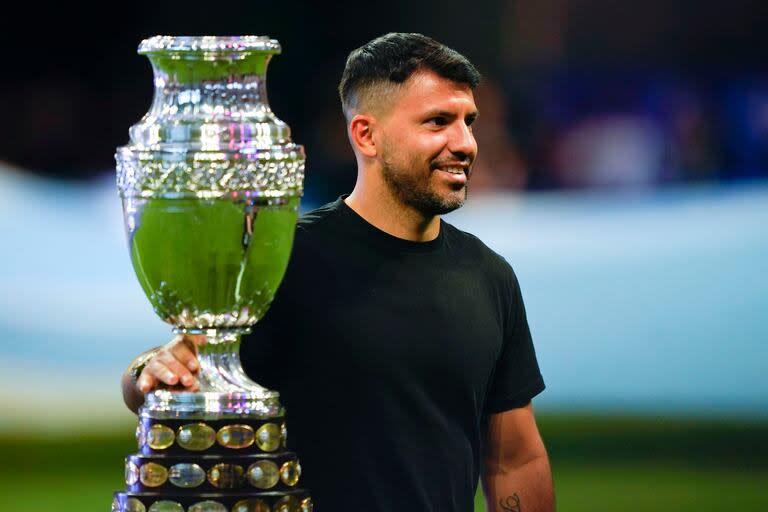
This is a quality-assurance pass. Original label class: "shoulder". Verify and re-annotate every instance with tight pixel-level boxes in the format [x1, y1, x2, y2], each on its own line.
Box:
[295, 199, 343, 236]
[442, 221, 526, 328]
[442, 220, 516, 280]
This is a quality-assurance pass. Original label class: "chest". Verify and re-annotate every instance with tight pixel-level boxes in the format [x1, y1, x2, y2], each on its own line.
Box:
[288, 248, 505, 410]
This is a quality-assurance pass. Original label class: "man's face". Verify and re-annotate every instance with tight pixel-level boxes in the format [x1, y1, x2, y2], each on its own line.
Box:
[376, 70, 478, 216]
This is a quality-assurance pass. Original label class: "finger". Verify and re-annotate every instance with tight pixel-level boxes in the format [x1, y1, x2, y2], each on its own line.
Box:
[156, 351, 195, 387]
[145, 358, 180, 386]
[137, 370, 157, 393]
[182, 334, 207, 347]
[169, 340, 200, 372]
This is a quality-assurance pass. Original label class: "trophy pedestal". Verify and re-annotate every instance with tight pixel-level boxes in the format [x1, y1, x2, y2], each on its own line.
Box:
[113, 331, 312, 512]
[113, 388, 312, 512]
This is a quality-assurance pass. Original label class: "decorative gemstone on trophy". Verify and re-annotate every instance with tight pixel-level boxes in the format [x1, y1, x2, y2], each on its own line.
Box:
[274, 496, 299, 512]
[177, 423, 216, 451]
[147, 424, 175, 450]
[125, 497, 146, 512]
[148, 501, 184, 512]
[255, 423, 281, 452]
[280, 460, 301, 486]
[207, 463, 246, 489]
[188, 501, 228, 512]
[139, 462, 169, 487]
[168, 463, 206, 488]
[280, 422, 288, 447]
[300, 497, 314, 512]
[246, 460, 280, 489]
[217, 424, 255, 449]
[232, 499, 271, 512]
[125, 460, 140, 485]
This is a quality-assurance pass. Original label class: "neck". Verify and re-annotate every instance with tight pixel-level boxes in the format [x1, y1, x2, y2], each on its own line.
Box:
[345, 176, 441, 242]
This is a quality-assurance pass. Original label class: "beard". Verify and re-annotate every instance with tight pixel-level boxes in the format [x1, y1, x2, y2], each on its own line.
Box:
[380, 154, 468, 217]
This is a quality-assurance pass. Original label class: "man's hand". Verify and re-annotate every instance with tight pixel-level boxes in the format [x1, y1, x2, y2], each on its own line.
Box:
[136, 334, 205, 392]
[121, 334, 206, 413]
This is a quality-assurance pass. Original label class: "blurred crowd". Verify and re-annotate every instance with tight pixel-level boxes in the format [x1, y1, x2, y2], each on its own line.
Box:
[479, 71, 768, 191]
[1, 0, 765, 204]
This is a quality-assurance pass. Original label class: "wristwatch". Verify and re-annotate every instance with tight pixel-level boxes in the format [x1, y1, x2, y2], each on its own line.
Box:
[130, 348, 159, 381]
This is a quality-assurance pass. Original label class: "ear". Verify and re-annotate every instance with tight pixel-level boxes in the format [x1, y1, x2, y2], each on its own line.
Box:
[349, 114, 378, 158]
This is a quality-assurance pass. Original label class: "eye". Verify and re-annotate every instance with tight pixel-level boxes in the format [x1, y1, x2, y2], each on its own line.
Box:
[426, 116, 448, 126]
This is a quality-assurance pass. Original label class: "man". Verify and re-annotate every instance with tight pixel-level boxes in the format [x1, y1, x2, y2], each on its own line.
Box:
[123, 33, 554, 512]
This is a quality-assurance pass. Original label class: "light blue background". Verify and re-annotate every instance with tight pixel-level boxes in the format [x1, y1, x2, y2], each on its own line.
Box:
[1, 165, 765, 429]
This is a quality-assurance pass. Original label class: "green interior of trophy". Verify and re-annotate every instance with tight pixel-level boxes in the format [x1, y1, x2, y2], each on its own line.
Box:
[128, 195, 298, 327]
[146, 52, 272, 84]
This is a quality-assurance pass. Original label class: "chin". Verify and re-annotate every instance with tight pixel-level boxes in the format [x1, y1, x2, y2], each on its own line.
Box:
[420, 188, 467, 216]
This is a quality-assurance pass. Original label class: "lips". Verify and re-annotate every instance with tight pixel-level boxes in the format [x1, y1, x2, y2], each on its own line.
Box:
[431, 161, 470, 176]
[434, 166, 468, 187]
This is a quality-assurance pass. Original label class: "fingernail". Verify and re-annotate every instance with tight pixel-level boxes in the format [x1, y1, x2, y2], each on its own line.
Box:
[187, 361, 198, 371]
[182, 375, 192, 386]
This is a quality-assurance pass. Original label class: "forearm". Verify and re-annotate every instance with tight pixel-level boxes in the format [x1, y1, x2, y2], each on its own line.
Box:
[121, 347, 159, 414]
[482, 453, 555, 512]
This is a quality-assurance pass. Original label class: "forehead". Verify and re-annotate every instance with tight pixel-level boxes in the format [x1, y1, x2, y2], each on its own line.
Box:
[390, 70, 476, 115]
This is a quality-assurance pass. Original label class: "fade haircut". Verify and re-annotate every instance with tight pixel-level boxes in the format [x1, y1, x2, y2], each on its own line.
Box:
[338, 33, 481, 120]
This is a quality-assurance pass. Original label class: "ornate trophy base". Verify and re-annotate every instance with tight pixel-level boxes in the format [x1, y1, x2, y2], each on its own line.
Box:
[113, 330, 313, 512]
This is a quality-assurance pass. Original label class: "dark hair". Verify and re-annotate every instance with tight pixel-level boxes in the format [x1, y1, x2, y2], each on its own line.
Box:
[338, 33, 481, 114]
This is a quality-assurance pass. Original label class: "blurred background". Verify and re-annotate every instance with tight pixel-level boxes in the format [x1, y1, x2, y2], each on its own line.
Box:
[1, 1, 766, 510]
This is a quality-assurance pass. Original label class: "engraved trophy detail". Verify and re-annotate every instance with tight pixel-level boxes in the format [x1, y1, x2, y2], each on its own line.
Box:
[113, 36, 312, 512]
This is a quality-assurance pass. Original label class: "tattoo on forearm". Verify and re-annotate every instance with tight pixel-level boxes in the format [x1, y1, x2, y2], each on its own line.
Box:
[499, 493, 521, 512]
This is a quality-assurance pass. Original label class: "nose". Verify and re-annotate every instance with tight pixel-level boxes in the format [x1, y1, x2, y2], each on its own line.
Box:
[448, 121, 477, 163]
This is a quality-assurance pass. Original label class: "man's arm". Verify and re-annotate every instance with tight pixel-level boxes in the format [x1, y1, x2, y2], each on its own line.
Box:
[121, 347, 157, 414]
[482, 403, 555, 512]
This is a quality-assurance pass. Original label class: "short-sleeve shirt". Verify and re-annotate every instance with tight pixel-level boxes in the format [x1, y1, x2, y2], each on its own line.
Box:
[241, 197, 545, 511]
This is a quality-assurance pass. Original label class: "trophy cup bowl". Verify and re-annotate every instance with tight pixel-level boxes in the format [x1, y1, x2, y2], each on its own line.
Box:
[113, 36, 312, 512]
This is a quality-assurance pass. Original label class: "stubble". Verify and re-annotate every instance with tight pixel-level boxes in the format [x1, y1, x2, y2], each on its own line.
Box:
[380, 148, 468, 217]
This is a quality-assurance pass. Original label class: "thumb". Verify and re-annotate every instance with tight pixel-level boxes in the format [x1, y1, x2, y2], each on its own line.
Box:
[137, 371, 157, 394]
[188, 334, 207, 347]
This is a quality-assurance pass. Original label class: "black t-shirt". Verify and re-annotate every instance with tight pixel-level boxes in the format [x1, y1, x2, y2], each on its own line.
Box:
[240, 197, 545, 511]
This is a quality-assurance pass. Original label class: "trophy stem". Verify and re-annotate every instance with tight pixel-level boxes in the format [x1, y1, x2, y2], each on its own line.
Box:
[195, 328, 277, 396]
[140, 328, 283, 419]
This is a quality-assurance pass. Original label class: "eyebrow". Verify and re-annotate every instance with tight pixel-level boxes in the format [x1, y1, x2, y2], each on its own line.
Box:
[424, 109, 480, 122]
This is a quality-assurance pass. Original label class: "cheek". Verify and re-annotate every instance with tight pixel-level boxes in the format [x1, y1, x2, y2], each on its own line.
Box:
[380, 127, 409, 155]
[411, 133, 448, 159]
[384, 127, 448, 166]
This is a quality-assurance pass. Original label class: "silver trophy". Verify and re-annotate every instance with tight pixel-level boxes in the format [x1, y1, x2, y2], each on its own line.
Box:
[113, 36, 311, 512]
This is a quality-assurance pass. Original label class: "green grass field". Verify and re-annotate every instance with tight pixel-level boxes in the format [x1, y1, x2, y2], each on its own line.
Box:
[2, 414, 766, 511]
